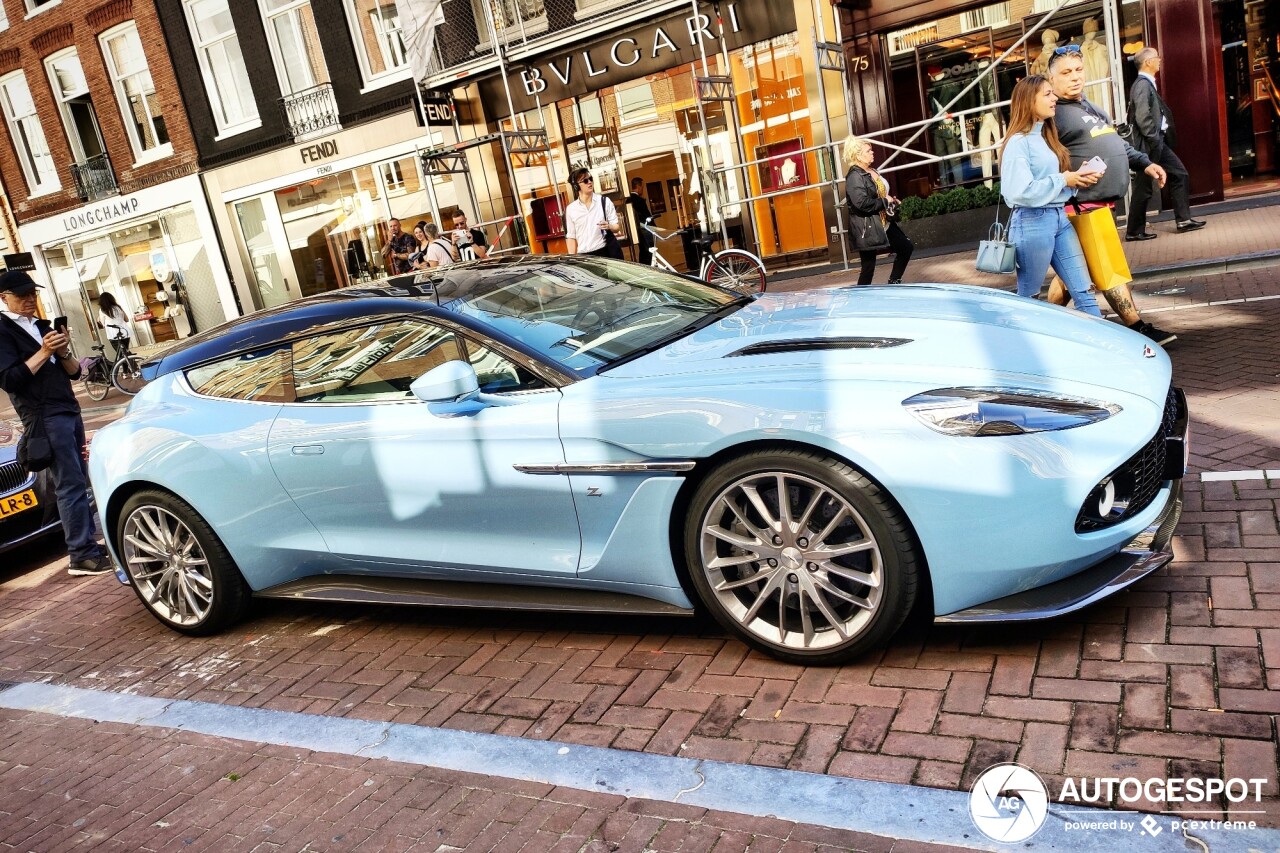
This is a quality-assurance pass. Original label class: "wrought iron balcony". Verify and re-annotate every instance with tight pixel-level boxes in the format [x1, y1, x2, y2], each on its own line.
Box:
[70, 153, 117, 202]
[281, 83, 341, 141]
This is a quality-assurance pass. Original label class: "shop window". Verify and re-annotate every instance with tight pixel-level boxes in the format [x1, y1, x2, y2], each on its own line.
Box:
[961, 2, 1010, 32]
[100, 23, 172, 163]
[344, 0, 409, 86]
[184, 0, 260, 136]
[0, 71, 60, 195]
[616, 82, 657, 125]
[260, 0, 330, 96]
[187, 345, 296, 402]
[43, 50, 108, 166]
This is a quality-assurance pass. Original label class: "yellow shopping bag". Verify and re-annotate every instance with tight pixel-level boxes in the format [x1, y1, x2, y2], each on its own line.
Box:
[1068, 206, 1133, 291]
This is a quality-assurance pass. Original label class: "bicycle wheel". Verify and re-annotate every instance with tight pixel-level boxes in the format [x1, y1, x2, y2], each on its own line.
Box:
[83, 362, 110, 401]
[706, 249, 766, 295]
[112, 355, 146, 396]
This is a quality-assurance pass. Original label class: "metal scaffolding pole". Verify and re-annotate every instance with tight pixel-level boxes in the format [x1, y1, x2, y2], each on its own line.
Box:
[812, 0, 848, 271]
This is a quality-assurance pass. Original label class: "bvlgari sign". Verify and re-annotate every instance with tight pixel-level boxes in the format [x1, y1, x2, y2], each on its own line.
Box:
[480, 2, 797, 116]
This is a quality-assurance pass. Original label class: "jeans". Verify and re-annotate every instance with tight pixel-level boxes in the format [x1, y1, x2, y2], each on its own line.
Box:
[858, 222, 914, 285]
[45, 413, 100, 561]
[1009, 207, 1101, 316]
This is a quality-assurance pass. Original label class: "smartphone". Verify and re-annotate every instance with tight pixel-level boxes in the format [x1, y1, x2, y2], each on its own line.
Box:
[53, 315, 68, 334]
[1080, 155, 1107, 175]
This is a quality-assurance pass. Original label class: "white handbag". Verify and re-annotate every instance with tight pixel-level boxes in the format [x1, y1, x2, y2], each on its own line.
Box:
[976, 206, 1017, 275]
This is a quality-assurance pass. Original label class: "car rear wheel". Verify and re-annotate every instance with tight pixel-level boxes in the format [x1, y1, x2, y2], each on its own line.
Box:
[116, 490, 250, 635]
[684, 450, 919, 665]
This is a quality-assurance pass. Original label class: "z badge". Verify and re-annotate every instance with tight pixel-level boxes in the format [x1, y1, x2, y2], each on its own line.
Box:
[1143, 345, 1157, 358]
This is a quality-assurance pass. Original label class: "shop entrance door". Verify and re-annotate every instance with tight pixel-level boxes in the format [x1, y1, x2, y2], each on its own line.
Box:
[234, 195, 299, 310]
[1219, 0, 1278, 192]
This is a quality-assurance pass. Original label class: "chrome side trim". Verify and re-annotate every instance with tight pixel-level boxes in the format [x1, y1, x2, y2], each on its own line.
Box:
[936, 480, 1183, 624]
[514, 461, 697, 475]
[255, 575, 694, 616]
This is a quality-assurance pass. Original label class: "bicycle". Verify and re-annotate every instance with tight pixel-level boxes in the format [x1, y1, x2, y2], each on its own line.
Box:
[641, 219, 767, 295]
[81, 345, 113, 401]
[79, 339, 146, 400]
[109, 339, 146, 396]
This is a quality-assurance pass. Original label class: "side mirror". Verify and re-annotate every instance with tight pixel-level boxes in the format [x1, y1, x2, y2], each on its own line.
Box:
[410, 360, 479, 403]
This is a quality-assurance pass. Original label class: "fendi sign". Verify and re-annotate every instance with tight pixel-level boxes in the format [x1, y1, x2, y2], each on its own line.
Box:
[480, 2, 797, 116]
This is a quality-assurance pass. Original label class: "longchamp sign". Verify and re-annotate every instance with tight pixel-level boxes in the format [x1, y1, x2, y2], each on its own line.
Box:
[478, 2, 797, 116]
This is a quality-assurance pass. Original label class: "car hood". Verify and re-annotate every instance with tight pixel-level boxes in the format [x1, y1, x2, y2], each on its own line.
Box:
[603, 284, 1170, 402]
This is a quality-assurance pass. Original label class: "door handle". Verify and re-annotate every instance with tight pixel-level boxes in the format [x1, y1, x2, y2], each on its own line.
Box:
[292, 445, 324, 455]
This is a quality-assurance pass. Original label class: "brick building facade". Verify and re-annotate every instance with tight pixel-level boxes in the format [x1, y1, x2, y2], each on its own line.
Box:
[0, 0, 236, 354]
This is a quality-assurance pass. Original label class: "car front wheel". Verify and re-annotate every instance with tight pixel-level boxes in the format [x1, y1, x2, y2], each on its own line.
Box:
[116, 490, 250, 635]
[685, 450, 919, 665]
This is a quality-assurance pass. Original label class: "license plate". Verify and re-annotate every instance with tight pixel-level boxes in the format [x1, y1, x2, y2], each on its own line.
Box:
[0, 488, 38, 519]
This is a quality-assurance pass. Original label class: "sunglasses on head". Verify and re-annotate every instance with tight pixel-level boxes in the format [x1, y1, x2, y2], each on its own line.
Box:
[1052, 44, 1082, 56]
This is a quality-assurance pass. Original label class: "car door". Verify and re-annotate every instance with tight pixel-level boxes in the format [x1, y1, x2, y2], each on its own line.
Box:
[266, 316, 581, 577]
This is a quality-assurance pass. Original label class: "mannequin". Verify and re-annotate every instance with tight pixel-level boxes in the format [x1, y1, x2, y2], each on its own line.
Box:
[1080, 18, 1113, 116]
[160, 286, 193, 338]
[978, 111, 1002, 187]
[1029, 29, 1060, 76]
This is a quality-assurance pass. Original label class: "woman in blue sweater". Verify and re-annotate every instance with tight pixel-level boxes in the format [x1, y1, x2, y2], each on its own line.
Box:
[1000, 75, 1103, 315]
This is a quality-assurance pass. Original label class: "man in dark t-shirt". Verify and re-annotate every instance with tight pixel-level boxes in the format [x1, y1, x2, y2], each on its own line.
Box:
[451, 210, 489, 260]
[382, 218, 417, 275]
[627, 177, 655, 264]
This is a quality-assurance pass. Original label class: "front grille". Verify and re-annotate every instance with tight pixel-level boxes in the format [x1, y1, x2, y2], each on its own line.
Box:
[0, 459, 33, 494]
[1076, 387, 1178, 533]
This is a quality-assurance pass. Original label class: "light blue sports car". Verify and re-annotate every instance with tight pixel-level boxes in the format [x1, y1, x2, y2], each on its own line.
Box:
[89, 256, 1187, 664]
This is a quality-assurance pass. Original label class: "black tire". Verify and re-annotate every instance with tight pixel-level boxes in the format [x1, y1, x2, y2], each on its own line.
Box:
[111, 356, 146, 395]
[116, 489, 251, 635]
[83, 363, 110, 401]
[705, 249, 766, 295]
[683, 449, 919, 665]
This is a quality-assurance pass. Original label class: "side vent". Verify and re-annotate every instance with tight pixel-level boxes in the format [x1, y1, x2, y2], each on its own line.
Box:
[727, 337, 911, 357]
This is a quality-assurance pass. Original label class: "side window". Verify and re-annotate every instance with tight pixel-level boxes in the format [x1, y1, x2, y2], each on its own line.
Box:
[462, 338, 547, 394]
[292, 319, 465, 403]
[186, 345, 295, 402]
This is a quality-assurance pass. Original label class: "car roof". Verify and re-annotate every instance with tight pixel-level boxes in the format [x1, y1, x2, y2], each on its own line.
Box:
[144, 256, 583, 380]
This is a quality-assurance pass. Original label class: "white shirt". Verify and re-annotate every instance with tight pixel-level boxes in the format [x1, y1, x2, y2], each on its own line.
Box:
[426, 238, 457, 267]
[2, 310, 42, 346]
[100, 306, 130, 340]
[565, 195, 618, 254]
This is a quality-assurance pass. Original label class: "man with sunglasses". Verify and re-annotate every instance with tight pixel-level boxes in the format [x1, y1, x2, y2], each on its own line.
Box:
[564, 168, 623, 258]
[1042, 44, 1177, 346]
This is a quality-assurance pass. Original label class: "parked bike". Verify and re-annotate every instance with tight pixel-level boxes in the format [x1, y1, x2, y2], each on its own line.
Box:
[79, 340, 146, 401]
[641, 219, 767, 295]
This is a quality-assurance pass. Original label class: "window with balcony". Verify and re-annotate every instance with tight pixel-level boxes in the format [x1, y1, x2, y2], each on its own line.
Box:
[100, 23, 172, 162]
[470, 0, 546, 46]
[44, 49, 115, 201]
[184, 0, 259, 135]
[262, 0, 337, 139]
[0, 71, 60, 194]
[344, 0, 409, 87]
[961, 2, 1010, 32]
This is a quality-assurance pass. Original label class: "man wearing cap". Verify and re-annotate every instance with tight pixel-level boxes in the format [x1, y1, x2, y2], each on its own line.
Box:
[0, 270, 110, 575]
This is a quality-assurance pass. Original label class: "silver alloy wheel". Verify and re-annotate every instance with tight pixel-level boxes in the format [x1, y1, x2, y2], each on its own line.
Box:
[698, 471, 883, 651]
[121, 504, 215, 627]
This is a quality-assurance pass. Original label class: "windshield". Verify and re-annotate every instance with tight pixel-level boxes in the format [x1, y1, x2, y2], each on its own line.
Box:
[433, 257, 744, 374]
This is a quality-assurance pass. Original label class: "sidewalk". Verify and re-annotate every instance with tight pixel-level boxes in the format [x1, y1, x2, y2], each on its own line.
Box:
[770, 194, 1280, 293]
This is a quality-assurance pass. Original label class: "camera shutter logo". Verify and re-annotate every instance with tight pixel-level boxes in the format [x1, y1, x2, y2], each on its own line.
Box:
[969, 763, 1050, 843]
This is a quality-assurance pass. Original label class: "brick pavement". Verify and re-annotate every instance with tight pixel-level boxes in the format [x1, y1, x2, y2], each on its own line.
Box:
[2, 259, 1279, 845]
[0, 708, 963, 853]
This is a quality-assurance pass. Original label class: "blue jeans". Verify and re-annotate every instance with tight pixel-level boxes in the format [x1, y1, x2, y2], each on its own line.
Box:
[46, 413, 100, 561]
[1009, 207, 1101, 316]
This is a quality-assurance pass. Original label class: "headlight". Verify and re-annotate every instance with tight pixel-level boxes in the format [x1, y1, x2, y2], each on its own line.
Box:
[903, 388, 1120, 436]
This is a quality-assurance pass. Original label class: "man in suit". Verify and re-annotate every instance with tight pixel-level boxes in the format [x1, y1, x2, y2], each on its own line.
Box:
[0, 270, 110, 575]
[627, 177, 655, 265]
[1126, 47, 1204, 239]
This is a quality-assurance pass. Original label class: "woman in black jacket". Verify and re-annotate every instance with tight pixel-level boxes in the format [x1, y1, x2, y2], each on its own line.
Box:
[843, 134, 912, 285]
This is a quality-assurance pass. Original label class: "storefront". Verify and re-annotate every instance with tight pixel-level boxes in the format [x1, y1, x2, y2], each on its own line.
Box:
[839, 0, 1278, 203]
[18, 174, 235, 358]
[458, 0, 847, 268]
[204, 111, 464, 313]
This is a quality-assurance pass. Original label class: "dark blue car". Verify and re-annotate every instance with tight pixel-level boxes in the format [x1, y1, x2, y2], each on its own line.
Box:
[0, 422, 61, 557]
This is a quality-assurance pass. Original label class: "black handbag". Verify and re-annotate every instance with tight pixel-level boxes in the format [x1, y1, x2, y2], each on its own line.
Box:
[851, 213, 889, 252]
[16, 415, 53, 472]
[599, 199, 625, 259]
